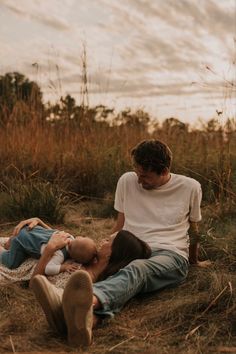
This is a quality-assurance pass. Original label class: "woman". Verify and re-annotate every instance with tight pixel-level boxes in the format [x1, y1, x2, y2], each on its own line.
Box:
[86, 229, 152, 282]
[10, 218, 151, 283]
[27, 223, 151, 336]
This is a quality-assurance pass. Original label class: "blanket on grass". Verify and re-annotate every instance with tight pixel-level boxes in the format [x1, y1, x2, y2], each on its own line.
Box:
[0, 237, 82, 289]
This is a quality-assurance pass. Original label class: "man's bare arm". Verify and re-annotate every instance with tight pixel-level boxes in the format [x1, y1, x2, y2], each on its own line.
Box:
[188, 221, 200, 264]
[189, 221, 211, 267]
[111, 212, 125, 233]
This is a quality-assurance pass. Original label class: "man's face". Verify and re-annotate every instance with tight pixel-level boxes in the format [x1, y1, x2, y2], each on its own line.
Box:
[134, 164, 167, 190]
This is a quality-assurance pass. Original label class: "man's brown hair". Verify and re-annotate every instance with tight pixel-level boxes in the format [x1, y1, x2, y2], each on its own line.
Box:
[131, 139, 172, 175]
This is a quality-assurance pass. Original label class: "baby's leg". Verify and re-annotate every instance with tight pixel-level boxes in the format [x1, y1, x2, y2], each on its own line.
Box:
[0, 237, 27, 269]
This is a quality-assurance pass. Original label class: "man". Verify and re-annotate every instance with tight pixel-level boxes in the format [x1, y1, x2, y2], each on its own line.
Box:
[31, 139, 210, 347]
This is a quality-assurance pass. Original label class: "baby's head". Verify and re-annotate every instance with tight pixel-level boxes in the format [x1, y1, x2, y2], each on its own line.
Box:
[68, 236, 97, 264]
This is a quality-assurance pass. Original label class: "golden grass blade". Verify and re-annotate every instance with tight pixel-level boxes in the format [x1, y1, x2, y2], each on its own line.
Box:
[108, 336, 135, 352]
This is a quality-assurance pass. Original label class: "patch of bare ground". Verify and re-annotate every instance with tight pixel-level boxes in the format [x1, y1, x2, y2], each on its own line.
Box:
[0, 210, 235, 353]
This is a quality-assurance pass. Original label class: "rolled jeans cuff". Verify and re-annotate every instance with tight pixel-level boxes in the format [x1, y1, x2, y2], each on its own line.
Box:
[93, 288, 116, 318]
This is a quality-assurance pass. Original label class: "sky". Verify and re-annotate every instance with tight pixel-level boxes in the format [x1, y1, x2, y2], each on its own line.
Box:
[0, 0, 235, 125]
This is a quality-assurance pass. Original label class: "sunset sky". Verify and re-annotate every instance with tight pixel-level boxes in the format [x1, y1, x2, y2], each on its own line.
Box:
[0, 0, 235, 125]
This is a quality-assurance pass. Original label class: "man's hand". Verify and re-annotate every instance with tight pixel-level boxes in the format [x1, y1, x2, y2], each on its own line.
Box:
[13, 217, 47, 236]
[194, 260, 212, 268]
[60, 262, 80, 273]
[45, 231, 71, 252]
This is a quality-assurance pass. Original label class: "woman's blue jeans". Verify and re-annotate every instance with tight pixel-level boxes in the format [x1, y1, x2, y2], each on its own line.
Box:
[93, 249, 188, 317]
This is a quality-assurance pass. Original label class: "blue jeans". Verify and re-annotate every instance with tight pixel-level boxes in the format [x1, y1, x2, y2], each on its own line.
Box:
[0, 226, 55, 269]
[93, 249, 188, 317]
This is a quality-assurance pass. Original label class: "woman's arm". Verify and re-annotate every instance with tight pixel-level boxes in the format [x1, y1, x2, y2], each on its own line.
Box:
[13, 217, 51, 237]
[4, 217, 52, 250]
[30, 245, 55, 281]
[29, 231, 71, 287]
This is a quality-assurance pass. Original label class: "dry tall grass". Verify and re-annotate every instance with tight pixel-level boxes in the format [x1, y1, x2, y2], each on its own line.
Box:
[0, 112, 235, 220]
[0, 209, 235, 354]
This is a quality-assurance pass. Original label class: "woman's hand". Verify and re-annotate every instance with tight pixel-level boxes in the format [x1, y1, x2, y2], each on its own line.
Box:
[13, 217, 42, 236]
[45, 231, 72, 252]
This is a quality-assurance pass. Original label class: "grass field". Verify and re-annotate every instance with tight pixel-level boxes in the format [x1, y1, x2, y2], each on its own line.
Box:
[0, 80, 235, 352]
[0, 204, 235, 354]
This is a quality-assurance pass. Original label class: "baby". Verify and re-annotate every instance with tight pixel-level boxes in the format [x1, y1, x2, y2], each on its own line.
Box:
[0, 220, 97, 276]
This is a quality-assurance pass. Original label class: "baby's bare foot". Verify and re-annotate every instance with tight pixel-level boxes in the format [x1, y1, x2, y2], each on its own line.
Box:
[4, 236, 13, 250]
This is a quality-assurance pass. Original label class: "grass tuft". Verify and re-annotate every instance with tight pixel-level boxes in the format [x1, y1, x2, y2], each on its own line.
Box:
[0, 179, 69, 223]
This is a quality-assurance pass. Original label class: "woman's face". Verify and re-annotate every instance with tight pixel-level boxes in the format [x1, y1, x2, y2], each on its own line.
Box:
[99, 239, 112, 258]
[98, 233, 117, 259]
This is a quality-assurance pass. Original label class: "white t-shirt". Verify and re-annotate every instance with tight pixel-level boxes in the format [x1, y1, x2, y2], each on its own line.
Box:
[114, 172, 202, 260]
[40, 235, 74, 275]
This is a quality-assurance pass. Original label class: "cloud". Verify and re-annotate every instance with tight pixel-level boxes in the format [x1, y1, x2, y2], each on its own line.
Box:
[1, 0, 71, 31]
[99, 0, 234, 69]
[58, 67, 226, 99]
[91, 2, 205, 76]
[34, 14, 70, 31]
[0, 0, 234, 123]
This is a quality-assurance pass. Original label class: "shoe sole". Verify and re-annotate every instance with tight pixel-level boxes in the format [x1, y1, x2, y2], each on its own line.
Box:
[31, 275, 66, 334]
[62, 270, 93, 347]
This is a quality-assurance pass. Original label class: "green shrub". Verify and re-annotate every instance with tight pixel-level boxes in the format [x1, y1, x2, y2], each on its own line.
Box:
[83, 195, 116, 219]
[0, 179, 70, 223]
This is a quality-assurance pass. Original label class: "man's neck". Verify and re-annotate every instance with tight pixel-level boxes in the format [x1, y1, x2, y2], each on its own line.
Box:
[160, 172, 171, 186]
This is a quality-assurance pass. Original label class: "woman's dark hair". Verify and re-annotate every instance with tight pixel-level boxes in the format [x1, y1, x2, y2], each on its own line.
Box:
[98, 230, 151, 281]
[131, 139, 172, 175]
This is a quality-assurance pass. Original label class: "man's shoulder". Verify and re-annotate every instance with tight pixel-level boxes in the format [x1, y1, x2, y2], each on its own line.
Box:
[173, 173, 201, 189]
[119, 171, 136, 182]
